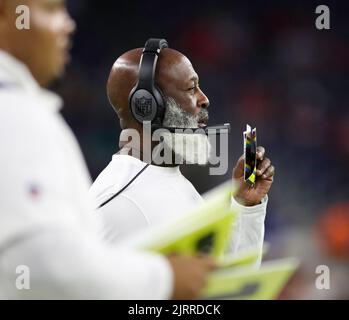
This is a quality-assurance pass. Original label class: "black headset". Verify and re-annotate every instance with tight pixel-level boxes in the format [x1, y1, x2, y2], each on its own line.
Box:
[128, 38, 231, 134]
[129, 38, 168, 126]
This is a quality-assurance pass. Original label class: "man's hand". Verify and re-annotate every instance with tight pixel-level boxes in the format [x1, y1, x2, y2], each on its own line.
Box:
[232, 146, 275, 206]
[167, 255, 216, 300]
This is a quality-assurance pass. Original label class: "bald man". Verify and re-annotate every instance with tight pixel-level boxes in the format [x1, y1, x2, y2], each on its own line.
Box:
[90, 40, 275, 263]
[0, 2, 215, 299]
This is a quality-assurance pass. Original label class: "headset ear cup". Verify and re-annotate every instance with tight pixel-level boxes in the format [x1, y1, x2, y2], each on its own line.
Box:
[130, 89, 158, 124]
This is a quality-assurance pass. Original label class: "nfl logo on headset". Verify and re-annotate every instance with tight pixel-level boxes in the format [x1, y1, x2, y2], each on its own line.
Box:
[135, 96, 153, 118]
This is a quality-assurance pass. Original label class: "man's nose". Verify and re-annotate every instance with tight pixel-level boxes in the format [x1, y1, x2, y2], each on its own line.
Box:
[197, 88, 210, 109]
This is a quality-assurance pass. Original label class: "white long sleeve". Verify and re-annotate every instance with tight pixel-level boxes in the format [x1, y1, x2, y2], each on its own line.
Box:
[90, 154, 268, 262]
[228, 195, 268, 266]
[0, 228, 173, 299]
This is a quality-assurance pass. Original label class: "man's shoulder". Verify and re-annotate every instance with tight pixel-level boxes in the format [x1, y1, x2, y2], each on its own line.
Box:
[0, 89, 33, 113]
[0, 89, 81, 165]
[90, 155, 145, 202]
[90, 155, 205, 208]
[0, 89, 56, 126]
[97, 155, 146, 182]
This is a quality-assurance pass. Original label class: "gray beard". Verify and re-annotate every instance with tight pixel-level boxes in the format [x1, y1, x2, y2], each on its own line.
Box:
[159, 96, 211, 165]
[162, 96, 208, 129]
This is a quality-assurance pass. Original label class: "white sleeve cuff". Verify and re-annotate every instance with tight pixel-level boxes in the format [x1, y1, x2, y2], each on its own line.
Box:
[231, 195, 268, 217]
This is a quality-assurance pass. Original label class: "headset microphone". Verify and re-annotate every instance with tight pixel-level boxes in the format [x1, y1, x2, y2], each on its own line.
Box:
[152, 123, 231, 135]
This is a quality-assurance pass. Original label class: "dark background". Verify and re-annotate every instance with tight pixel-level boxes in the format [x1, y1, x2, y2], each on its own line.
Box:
[55, 0, 349, 298]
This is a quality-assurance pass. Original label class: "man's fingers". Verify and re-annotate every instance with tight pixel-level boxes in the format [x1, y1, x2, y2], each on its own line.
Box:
[262, 165, 275, 179]
[257, 158, 271, 176]
[256, 146, 265, 160]
[169, 255, 216, 300]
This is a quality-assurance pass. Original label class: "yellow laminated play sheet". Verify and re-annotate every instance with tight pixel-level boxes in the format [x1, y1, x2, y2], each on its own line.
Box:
[119, 180, 299, 300]
[218, 243, 270, 268]
[120, 180, 237, 259]
[201, 258, 299, 300]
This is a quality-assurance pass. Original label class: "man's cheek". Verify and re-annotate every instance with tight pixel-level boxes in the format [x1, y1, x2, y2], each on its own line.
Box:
[30, 14, 61, 55]
[181, 100, 197, 115]
[30, 10, 56, 33]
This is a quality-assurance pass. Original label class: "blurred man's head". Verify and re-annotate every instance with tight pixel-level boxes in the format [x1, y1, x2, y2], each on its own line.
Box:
[107, 47, 211, 164]
[0, 0, 75, 86]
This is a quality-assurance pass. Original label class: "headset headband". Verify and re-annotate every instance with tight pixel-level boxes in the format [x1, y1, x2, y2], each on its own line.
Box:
[137, 39, 168, 91]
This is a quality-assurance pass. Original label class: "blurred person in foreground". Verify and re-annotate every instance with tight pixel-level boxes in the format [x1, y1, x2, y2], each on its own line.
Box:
[90, 42, 275, 264]
[0, 0, 215, 299]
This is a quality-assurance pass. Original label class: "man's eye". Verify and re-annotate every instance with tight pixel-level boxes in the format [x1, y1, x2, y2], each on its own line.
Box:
[187, 87, 195, 91]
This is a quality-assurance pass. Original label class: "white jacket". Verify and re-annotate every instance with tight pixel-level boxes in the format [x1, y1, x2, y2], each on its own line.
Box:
[0, 50, 173, 299]
[91, 155, 268, 266]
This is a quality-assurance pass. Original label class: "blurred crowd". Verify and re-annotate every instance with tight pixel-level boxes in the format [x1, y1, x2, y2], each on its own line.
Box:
[54, 0, 349, 299]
